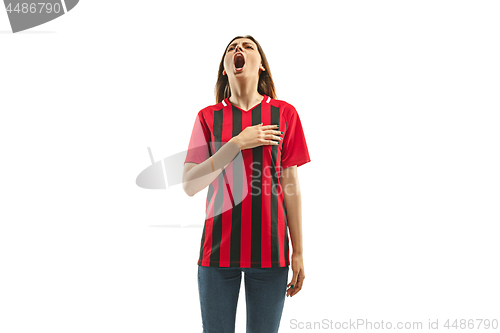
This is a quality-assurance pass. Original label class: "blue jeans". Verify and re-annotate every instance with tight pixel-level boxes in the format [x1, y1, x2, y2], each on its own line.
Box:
[198, 266, 289, 333]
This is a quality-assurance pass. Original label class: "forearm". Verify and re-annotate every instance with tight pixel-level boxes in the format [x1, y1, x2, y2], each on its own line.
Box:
[281, 172, 303, 255]
[184, 137, 241, 196]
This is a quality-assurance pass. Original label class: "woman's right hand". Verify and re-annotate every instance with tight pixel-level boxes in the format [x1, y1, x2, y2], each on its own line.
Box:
[231, 123, 283, 150]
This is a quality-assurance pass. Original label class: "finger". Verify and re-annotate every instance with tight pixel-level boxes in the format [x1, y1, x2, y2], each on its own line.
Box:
[290, 273, 304, 297]
[262, 130, 283, 139]
[264, 134, 283, 141]
[287, 274, 297, 289]
[287, 273, 298, 296]
[261, 139, 279, 145]
[262, 128, 282, 133]
[288, 277, 298, 296]
[287, 281, 297, 297]
[260, 124, 279, 129]
[288, 269, 304, 297]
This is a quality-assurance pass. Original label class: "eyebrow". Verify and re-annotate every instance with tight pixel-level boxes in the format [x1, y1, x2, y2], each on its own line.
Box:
[228, 42, 255, 48]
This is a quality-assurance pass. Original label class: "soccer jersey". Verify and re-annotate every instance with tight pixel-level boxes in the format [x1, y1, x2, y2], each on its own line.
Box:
[184, 94, 311, 268]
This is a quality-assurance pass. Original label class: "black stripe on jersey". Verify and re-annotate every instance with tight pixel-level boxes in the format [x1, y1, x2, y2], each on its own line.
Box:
[210, 108, 224, 267]
[198, 221, 205, 265]
[282, 193, 289, 266]
[251, 105, 263, 268]
[230, 108, 243, 267]
[198, 182, 213, 266]
[270, 105, 281, 267]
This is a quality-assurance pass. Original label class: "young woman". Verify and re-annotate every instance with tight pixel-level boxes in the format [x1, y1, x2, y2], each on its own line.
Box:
[183, 35, 311, 333]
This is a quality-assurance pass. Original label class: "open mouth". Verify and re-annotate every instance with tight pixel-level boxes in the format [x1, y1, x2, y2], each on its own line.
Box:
[234, 53, 245, 71]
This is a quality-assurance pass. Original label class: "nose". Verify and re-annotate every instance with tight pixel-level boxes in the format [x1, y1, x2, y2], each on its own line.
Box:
[235, 44, 243, 53]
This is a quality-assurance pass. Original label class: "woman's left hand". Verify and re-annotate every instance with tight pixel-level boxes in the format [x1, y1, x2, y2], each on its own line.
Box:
[287, 252, 305, 297]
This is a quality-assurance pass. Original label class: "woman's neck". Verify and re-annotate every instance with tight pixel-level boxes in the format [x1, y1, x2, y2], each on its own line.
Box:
[228, 91, 264, 111]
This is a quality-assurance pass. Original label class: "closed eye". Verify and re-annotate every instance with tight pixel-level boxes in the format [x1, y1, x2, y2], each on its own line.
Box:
[227, 46, 254, 51]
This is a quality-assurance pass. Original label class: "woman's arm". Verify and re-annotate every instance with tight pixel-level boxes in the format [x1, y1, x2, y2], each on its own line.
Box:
[182, 137, 241, 197]
[183, 123, 281, 197]
[280, 165, 303, 255]
[281, 165, 306, 297]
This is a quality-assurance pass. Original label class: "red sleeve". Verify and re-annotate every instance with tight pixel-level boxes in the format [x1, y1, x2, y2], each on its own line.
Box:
[280, 104, 311, 169]
[184, 111, 211, 164]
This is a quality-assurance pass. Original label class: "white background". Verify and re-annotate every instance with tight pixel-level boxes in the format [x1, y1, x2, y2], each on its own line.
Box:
[1, 1, 499, 332]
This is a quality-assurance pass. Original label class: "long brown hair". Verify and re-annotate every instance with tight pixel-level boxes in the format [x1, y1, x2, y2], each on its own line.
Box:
[215, 35, 277, 104]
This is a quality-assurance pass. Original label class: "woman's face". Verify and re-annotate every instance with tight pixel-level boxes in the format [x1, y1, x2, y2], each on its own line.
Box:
[223, 38, 264, 79]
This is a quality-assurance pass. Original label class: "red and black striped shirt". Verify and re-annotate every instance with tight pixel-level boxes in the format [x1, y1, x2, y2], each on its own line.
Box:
[184, 94, 311, 268]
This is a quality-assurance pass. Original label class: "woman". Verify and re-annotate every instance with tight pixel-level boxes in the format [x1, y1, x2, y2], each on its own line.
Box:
[182, 35, 311, 333]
